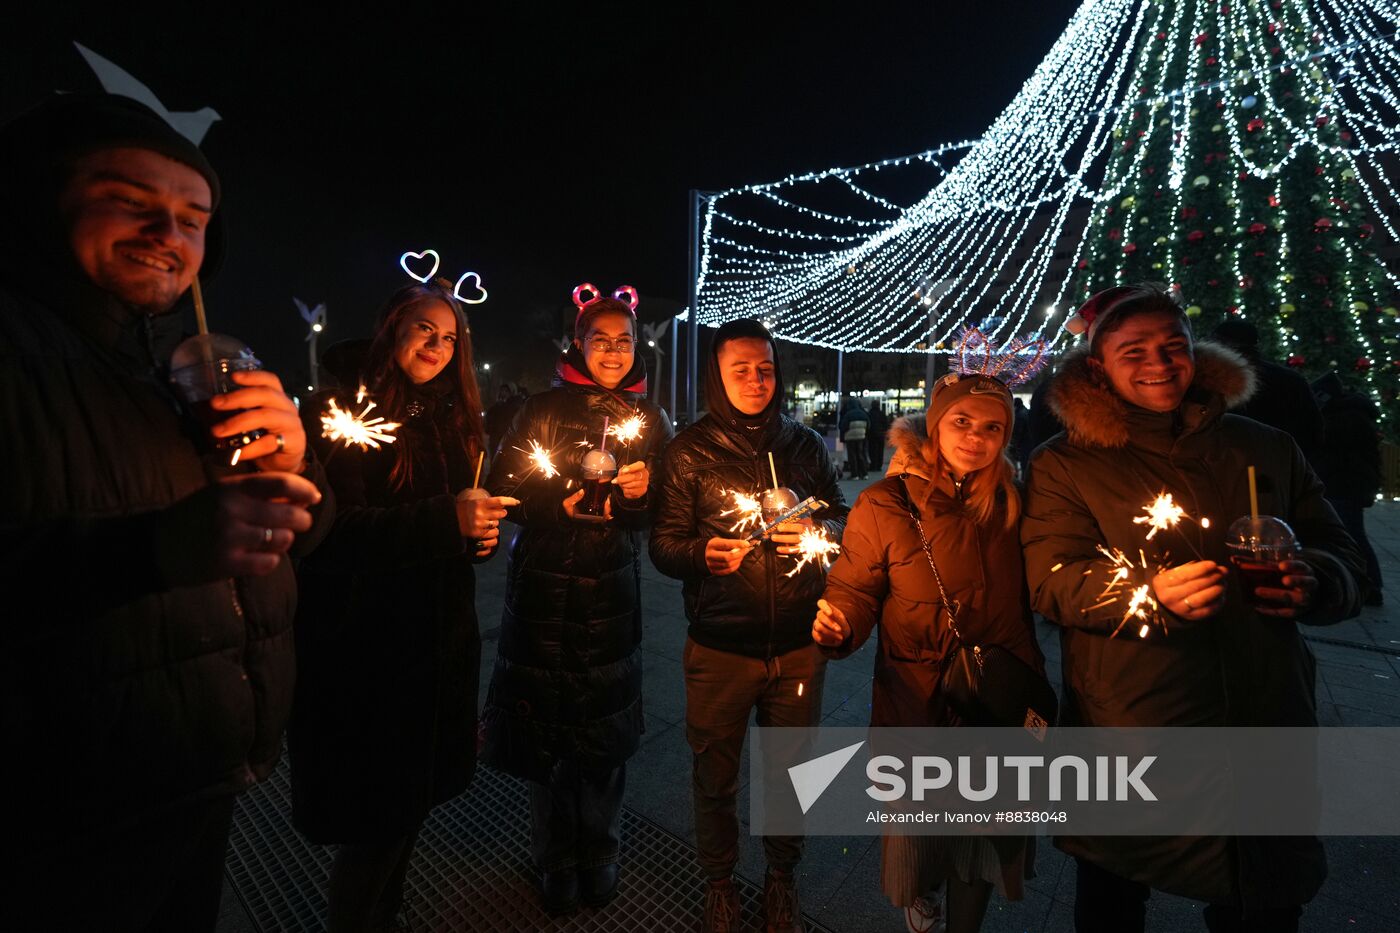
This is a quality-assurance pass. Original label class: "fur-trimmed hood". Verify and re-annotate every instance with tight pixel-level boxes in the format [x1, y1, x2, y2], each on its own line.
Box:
[885, 415, 933, 480]
[1047, 339, 1257, 449]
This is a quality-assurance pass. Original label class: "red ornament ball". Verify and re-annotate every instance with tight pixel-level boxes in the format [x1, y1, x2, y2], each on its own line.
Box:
[1287, 355, 1305, 368]
[1181, 206, 1199, 220]
[1108, 227, 1122, 240]
[1314, 217, 1333, 231]
[1248, 222, 1268, 235]
[1316, 116, 1330, 127]
[1359, 223, 1375, 239]
[1194, 32, 1210, 46]
[1246, 117, 1266, 132]
[1268, 195, 1280, 207]
[1355, 357, 1372, 372]
[1188, 229, 1206, 242]
[1123, 243, 1137, 255]
[1314, 165, 1324, 175]
[1077, 259, 1089, 270]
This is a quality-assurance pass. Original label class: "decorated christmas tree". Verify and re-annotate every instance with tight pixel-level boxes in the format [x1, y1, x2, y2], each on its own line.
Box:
[1073, 0, 1400, 431]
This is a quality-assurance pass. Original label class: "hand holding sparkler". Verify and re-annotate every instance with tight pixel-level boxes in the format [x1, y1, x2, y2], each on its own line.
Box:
[455, 492, 520, 547]
[1151, 560, 1227, 620]
[769, 518, 815, 556]
[611, 461, 649, 499]
[319, 385, 402, 453]
[212, 370, 307, 472]
[811, 598, 851, 647]
[784, 526, 841, 576]
[704, 537, 753, 575]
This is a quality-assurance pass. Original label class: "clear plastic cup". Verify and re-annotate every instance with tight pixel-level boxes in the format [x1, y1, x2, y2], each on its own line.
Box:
[760, 487, 800, 527]
[576, 448, 617, 522]
[169, 333, 265, 450]
[1225, 515, 1299, 608]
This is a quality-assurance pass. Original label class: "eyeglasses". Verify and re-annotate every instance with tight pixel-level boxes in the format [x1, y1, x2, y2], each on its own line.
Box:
[586, 336, 635, 354]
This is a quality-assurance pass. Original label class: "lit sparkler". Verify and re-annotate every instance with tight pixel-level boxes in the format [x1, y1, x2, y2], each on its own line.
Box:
[1082, 545, 1167, 639]
[1133, 492, 1186, 540]
[320, 385, 402, 451]
[784, 527, 842, 577]
[720, 490, 763, 534]
[607, 413, 646, 446]
[1133, 491, 1208, 558]
[523, 440, 560, 479]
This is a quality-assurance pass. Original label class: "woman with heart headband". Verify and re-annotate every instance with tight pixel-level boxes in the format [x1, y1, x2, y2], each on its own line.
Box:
[813, 327, 1050, 933]
[289, 280, 515, 933]
[481, 282, 673, 915]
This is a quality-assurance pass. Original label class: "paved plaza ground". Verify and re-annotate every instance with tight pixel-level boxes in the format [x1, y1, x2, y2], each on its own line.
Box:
[218, 477, 1400, 932]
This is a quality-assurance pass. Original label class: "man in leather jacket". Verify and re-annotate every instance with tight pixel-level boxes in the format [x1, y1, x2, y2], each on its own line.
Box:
[650, 319, 847, 933]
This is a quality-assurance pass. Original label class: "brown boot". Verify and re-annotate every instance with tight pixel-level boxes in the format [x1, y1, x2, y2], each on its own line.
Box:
[702, 877, 741, 932]
[763, 867, 805, 933]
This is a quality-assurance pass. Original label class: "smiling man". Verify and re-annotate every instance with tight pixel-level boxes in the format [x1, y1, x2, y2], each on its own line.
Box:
[650, 319, 848, 933]
[1021, 283, 1365, 933]
[0, 94, 331, 931]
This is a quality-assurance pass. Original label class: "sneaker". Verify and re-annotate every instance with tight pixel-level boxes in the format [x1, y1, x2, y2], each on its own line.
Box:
[903, 891, 946, 933]
[763, 867, 805, 933]
[702, 878, 741, 933]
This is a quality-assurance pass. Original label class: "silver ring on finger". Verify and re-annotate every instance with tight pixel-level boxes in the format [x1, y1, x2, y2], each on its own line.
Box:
[275, 433, 286, 453]
[262, 527, 274, 546]
[1183, 595, 1194, 610]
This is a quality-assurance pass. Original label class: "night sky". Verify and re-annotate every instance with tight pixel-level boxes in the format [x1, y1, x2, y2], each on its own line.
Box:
[4, 3, 1083, 390]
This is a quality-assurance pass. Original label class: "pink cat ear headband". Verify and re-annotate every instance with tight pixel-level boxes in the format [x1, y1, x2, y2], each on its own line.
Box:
[571, 283, 638, 327]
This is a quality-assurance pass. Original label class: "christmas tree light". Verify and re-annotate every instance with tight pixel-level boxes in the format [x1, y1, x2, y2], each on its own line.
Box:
[694, 0, 1400, 429]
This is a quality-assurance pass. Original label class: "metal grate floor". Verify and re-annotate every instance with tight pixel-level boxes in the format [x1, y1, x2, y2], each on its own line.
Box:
[227, 755, 834, 932]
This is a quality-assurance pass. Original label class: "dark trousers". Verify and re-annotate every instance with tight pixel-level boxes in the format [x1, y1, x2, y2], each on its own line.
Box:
[866, 435, 884, 474]
[11, 794, 235, 933]
[845, 441, 869, 478]
[1074, 858, 1301, 933]
[684, 638, 826, 880]
[529, 760, 625, 872]
[1329, 496, 1384, 592]
[325, 824, 421, 933]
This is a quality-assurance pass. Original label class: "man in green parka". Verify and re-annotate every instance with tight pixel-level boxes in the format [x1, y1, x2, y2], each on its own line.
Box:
[1022, 283, 1364, 933]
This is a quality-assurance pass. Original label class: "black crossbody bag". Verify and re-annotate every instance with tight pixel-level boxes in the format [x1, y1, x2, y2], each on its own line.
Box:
[901, 476, 1057, 739]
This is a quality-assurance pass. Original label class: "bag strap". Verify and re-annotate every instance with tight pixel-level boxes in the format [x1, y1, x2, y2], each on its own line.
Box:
[899, 475, 966, 643]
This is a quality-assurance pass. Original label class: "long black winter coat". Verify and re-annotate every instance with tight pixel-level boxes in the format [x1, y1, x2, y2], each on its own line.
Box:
[1022, 341, 1363, 908]
[649, 413, 848, 659]
[480, 355, 672, 782]
[290, 346, 487, 843]
[0, 271, 333, 861]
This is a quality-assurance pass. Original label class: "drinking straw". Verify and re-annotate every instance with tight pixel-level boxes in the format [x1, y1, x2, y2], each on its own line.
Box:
[191, 276, 209, 335]
[472, 450, 485, 488]
[1247, 465, 1259, 520]
[768, 451, 779, 490]
[599, 416, 610, 453]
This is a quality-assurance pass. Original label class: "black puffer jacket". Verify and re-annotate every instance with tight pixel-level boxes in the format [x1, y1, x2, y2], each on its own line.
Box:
[649, 414, 848, 659]
[290, 343, 486, 844]
[480, 352, 672, 782]
[0, 267, 333, 859]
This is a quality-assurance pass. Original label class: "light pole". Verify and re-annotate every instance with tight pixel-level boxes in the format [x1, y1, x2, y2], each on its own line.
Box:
[295, 298, 327, 392]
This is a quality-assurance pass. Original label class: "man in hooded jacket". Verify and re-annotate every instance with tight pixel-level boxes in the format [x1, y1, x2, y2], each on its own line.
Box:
[1022, 284, 1362, 933]
[650, 319, 848, 933]
[0, 95, 331, 931]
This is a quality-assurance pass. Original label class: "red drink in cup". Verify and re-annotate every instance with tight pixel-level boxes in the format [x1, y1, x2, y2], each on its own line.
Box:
[169, 333, 266, 451]
[576, 448, 616, 522]
[1225, 515, 1299, 608]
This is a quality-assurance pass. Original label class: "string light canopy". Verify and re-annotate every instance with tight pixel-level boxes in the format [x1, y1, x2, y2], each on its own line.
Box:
[693, 0, 1400, 424]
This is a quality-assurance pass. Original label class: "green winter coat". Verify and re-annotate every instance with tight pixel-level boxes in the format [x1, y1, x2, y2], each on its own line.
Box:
[1022, 340, 1363, 908]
